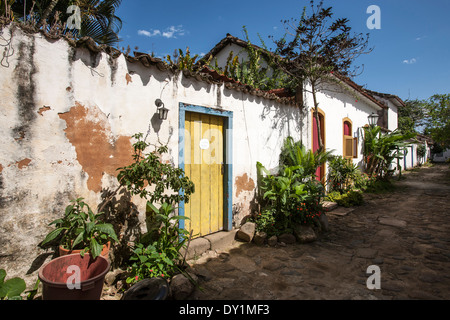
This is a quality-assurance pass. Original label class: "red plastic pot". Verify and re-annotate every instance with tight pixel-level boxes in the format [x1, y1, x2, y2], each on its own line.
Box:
[38, 253, 110, 300]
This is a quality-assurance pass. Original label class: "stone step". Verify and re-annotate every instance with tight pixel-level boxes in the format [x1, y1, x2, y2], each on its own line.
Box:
[327, 207, 355, 216]
[181, 230, 238, 261]
[322, 201, 338, 212]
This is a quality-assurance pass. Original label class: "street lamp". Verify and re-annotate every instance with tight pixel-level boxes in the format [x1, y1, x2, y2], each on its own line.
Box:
[155, 99, 169, 121]
[368, 112, 379, 127]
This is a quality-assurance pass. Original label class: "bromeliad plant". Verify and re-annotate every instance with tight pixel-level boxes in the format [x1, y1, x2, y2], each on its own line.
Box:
[40, 198, 119, 259]
[327, 155, 359, 193]
[279, 136, 334, 180]
[254, 136, 331, 235]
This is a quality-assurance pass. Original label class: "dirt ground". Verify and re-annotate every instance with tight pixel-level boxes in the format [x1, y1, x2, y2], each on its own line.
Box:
[188, 163, 450, 300]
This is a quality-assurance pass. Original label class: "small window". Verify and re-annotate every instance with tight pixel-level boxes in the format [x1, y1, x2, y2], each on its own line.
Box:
[343, 119, 358, 159]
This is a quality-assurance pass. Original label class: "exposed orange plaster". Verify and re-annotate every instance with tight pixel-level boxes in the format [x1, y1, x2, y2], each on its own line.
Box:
[235, 173, 255, 197]
[126, 73, 132, 85]
[58, 102, 133, 193]
[17, 158, 32, 169]
[38, 106, 51, 116]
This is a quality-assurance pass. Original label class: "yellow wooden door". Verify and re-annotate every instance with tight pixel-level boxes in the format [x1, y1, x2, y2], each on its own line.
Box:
[184, 112, 224, 237]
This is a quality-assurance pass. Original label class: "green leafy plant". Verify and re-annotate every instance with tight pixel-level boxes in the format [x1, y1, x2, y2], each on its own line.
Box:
[257, 162, 309, 233]
[40, 197, 119, 259]
[353, 171, 375, 191]
[116, 133, 194, 207]
[363, 126, 415, 179]
[327, 155, 359, 193]
[417, 144, 427, 166]
[252, 207, 277, 235]
[326, 190, 363, 207]
[363, 179, 396, 194]
[254, 137, 329, 234]
[293, 197, 324, 226]
[279, 136, 334, 181]
[0, 269, 26, 300]
[95, 133, 195, 283]
[126, 202, 190, 285]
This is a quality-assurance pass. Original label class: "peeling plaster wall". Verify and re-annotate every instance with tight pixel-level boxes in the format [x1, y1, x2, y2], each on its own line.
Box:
[0, 25, 303, 284]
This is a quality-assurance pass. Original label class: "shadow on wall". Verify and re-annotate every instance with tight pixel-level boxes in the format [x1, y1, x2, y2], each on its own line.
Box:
[260, 100, 305, 145]
[97, 188, 141, 270]
[125, 59, 171, 86]
[72, 47, 102, 72]
[233, 192, 260, 228]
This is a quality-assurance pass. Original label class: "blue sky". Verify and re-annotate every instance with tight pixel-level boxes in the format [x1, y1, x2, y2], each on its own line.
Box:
[115, 0, 450, 101]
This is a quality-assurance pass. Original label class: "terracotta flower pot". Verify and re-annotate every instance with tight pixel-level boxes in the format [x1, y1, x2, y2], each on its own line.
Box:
[59, 241, 111, 258]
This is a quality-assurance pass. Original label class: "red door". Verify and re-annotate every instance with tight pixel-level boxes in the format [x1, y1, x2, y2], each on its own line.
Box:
[312, 113, 325, 182]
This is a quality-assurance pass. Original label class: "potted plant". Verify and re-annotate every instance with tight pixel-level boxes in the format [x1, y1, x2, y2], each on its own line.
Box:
[40, 197, 119, 259]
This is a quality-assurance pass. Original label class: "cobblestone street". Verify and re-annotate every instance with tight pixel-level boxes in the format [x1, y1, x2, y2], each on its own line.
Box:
[188, 164, 450, 300]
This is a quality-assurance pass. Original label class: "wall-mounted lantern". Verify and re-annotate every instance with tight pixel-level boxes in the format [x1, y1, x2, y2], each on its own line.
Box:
[368, 112, 379, 127]
[155, 99, 169, 121]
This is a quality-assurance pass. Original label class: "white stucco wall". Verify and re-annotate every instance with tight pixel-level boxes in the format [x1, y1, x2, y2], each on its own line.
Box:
[0, 25, 304, 283]
[387, 103, 398, 132]
[402, 142, 430, 170]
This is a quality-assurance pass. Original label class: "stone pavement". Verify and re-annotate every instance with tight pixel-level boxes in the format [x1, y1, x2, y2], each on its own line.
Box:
[186, 164, 450, 300]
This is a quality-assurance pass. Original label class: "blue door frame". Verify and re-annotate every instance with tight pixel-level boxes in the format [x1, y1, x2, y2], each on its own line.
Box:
[178, 102, 233, 232]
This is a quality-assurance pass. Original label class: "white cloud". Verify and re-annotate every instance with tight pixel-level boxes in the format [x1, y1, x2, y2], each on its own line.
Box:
[162, 25, 185, 39]
[138, 25, 185, 39]
[402, 58, 417, 65]
[138, 29, 161, 37]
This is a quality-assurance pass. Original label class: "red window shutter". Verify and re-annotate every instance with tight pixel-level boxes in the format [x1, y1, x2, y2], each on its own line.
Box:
[344, 121, 352, 136]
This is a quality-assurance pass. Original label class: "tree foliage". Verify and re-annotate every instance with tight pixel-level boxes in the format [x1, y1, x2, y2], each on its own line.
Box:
[422, 94, 450, 149]
[10, 0, 123, 46]
[399, 99, 425, 135]
[270, 0, 372, 150]
[400, 94, 450, 149]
